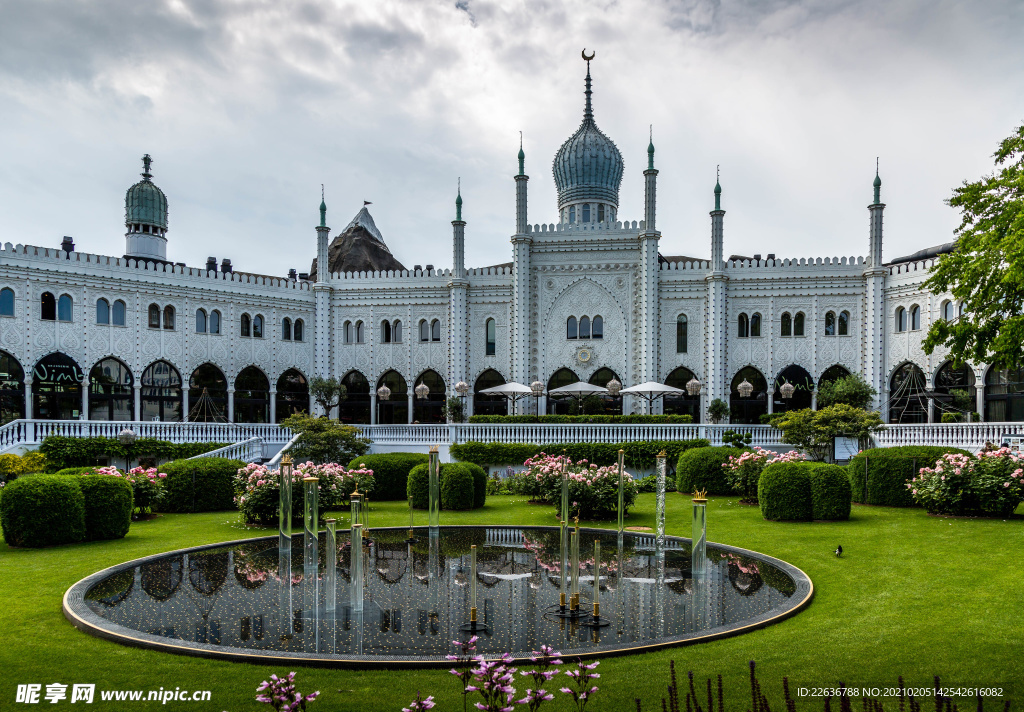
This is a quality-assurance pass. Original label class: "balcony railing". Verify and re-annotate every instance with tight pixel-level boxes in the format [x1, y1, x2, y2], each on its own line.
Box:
[188, 436, 264, 463]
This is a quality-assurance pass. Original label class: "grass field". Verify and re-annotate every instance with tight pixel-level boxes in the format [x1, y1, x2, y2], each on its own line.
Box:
[1, 493, 1021, 711]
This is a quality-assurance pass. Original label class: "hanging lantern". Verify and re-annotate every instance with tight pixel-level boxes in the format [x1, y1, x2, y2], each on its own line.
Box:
[376, 384, 391, 401]
[415, 382, 430, 400]
[117, 428, 137, 446]
[685, 377, 702, 396]
[737, 379, 754, 398]
[779, 382, 795, 400]
[531, 380, 545, 396]
[455, 381, 470, 396]
[606, 378, 622, 396]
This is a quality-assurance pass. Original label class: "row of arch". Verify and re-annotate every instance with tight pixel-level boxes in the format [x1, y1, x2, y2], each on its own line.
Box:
[888, 362, 1024, 423]
[0, 351, 310, 425]
[343, 319, 445, 345]
[566, 316, 604, 340]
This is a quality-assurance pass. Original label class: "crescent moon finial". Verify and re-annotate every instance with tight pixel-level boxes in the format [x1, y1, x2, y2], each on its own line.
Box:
[582, 49, 595, 61]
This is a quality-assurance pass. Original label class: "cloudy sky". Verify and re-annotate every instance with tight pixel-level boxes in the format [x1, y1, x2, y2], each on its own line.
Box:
[1, 0, 1021, 276]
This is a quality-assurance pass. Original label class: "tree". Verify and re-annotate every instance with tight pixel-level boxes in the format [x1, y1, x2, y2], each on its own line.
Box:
[442, 396, 465, 423]
[707, 398, 729, 424]
[771, 404, 885, 462]
[923, 122, 1024, 369]
[309, 376, 347, 417]
[816, 374, 877, 410]
[280, 413, 369, 464]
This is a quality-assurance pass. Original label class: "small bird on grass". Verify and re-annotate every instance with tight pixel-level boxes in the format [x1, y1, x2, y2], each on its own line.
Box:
[835, 545, 843, 557]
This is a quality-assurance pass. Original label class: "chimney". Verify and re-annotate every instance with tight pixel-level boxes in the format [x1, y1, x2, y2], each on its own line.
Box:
[288, 268, 297, 280]
[413, 265, 422, 272]
[220, 258, 232, 274]
[426, 264, 434, 274]
[61, 236, 75, 253]
[206, 257, 218, 272]
[767, 253, 776, 261]
[298, 272, 309, 281]
[753, 253, 762, 261]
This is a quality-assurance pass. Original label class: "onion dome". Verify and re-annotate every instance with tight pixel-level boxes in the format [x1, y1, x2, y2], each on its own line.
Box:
[125, 154, 168, 231]
[552, 62, 623, 211]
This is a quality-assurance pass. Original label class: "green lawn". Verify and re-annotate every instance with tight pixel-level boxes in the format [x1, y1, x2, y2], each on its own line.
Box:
[1, 494, 1021, 710]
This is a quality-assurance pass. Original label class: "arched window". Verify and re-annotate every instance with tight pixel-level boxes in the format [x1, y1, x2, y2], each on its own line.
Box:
[579, 316, 591, 339]
[738, 313, 749, 338]
[282, 318, 292, 341]
[57, 294, 73, 322]
[824, 311, 835, 336]
[41, 292, 56, 321]
[895, 307, 906, 332]
[294, 319, 303, 342]
[592, 315, 603, 339]
[794, 312, 805, 337]
[0, 351, 25, 424]
[567, 316, 578, 340]
[419, 319, 429, 342]
[750, 313, 762, 337]
[431, 319, 441, 342]
[413, 369, 446, 423]
[485, 318, 496, 356]
[148, 304, 161, 329]
[189, 363, 228, 422]
[941, 300, 954, 322]
[588, 367, 623, 415]
[0, 288, 13, 317]
[32, 353, 84, 420]
[393, 320, 402, 343]
[382, 320, 392, 343]
[985, 367, 1024, 422]
[935, 361, 977, 421]
[676, 314, 688, 353]
[773, 365, 814, 414]
[96, 299, 110, 325]
[252, 315, 264, 338]
[162, 305, 175, 331]
[889, 363, 927, 423]
[209, 310, 220, 334]
[240, 313, 251, 337]
[338, 370, 371, 423]
[910, 305, 921, 331]
[89, 358, 133, 420]
[663, 367, 700, 421]
[234, 366, 270, 423]
[344, 321, 353, 343]
[838, 310, 849, 336]
[819, 364, 852, 387]
[276, 369, 309, 423]
[546, 367, 580, 415]
[112, 300, 126, 326]
[568, 206, 576, 223]
[474, 369, 507, 416]
[356, 321, 365, 343]
[196, 309, 207, 333]
[781, 312, 792, 337]
[141, 360, 182, 422]
[730, 366, 768, 425]
[582, 203, 591, 222]
[597, 204, 605, 222]
[375, 370, 408, 424]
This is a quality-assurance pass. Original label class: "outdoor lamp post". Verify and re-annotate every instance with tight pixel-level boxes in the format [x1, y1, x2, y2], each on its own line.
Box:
[376, 384, 390, 423]
[737, 379, 754, 398]
[606, 378, 621, 396]
[531, 380, 544, 416]
[454, 380, 469, 420]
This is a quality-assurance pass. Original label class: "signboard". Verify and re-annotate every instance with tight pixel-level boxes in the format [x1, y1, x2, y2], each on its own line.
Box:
[833, 437, 860, 462]
[999, 434, 1024, 452]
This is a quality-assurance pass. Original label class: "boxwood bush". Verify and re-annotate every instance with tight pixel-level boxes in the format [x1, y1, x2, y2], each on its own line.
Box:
[0, 475, 87, 547]
[407, 462, 483, 510]
[809, 463, 852, 521]
[758, 462, 813, 521]
[78, 475, 133, 540]
[161, 458, 244, 513]
[676, 447, 743, 495]
[38, 436, 228, 471]
[450, 439, 709, 470]
[463, 462, 487, 508]
[346, 453, 428, 500]
[847, 446, 970, 507]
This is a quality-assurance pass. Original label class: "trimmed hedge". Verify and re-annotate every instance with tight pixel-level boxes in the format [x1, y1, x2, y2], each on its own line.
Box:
[38, 436, 228, 471]
[468, 414, 694, 424]
[0, 475, 87, 547]
[463, 462, 487, 508]
[78, 475, 133, 540]
[407, 462, 483, 510]
[759, 462, 813, 521]
[450, 439, 709, 470]
[847, 446, 971, 507]
[809, 464, 852, 521]
[676, 447, 743, 496]
[160, 458, 244, 513]
[347, 453, 428, 500]
[54, 466, 106, 476]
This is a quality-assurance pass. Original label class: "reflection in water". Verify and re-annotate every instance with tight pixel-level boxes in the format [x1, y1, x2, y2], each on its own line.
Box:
[83, 527, 796, 659]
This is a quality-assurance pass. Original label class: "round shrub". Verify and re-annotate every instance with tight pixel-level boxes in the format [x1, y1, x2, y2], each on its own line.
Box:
[847, 446, 970, 507]
[462, 462, 487, 508]
[441, 463, 475, 510]
[54, 466, 106, 476]
[78, 475, 133, 540]
[758, 462, 813, 521]
[676, 447, 742, 495]
[161, 458, 244, 513]
[0, 453, 25, 482]
[407, 463, 430, 509]
[347, 453, 428, 500]
[0, 475, 87, 547]
[809, 464, 852, 520]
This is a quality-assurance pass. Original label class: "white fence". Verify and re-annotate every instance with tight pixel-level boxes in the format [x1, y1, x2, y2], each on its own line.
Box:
[871, 422, 1024, 451]
[187, 436, 263, 463]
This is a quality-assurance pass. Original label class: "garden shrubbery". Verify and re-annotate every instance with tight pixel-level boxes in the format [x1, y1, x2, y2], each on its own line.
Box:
[78, 475, 133, 540]
[467, 414, 694, 424]
[0, 451, 49, 483]
[406, 462, 486, 511]
[809, 464, 852, 520]
[847, 446, 970, 506]
[346, 452, 427, 500]
[676, 447, 742, 495]
[38, 436, 227, 471]
[909, 448, 1024, 516]
[279, 413, 370, 464]
[450, 439, 709, 470]
[233, 461, 375, 525]
[520, 453, 638, 519]
[161, 458, 245, 513]
[722, 448, 806, 502]
[758, 461, 853, 521]
[0, 475, 88, 546]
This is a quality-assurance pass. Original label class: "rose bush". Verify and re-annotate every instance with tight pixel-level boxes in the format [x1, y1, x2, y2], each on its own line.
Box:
[522, 453, 637, 519]
[722, 448, 806, 502]
[233, 461, 375, 525]
[76, 465, 166, 514]
[909, 448, 1024, 516]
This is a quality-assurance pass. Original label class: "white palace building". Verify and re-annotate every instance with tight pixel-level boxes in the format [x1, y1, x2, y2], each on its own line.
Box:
[1, 60, 1022, 439]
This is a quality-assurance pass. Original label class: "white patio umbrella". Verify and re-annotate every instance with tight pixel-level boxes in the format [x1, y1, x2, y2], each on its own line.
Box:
[618, 381, 685, 414]
[547, 381, 609, 411]
[478, 382, 534, 407]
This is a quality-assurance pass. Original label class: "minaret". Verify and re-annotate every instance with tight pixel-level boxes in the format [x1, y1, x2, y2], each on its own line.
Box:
[124, 154, 170, 262]
[638, 131, 661, 398]
[706, 170, 728, 422]
[511, 141, 533, 413]
[644, 128, 657, 230]
[449, 183, 470, 417]
[313, 192, 333, 411]
[864, 164, 887, 415]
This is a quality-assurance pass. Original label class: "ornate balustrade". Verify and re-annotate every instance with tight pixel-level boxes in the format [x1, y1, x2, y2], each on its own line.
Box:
[187, 436, 264, 463]
[0, 419, 292, 452]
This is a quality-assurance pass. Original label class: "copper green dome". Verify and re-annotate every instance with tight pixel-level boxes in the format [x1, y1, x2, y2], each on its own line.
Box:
[125, 155, 168, 230]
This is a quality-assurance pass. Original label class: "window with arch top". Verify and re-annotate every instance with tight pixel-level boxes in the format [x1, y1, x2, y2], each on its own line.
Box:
[209, 309, 220, 334]
[40, 292, 56, 321]
[430, 319, 440, 342]
[838, 310, 849, 336]
[57, 294, 73, 322]
[825, 311, 836, 336]
[896, 306, 906, 332]
[162, 305, 175, 330]
[241, 313, 251, 337]
[910, 305, 921, 331]
[96, 298, 110, 325]
[196, 308, 207, 333]
[781, 312, 792, 337]
[381, 320, 392, 343]
[485, 318, 496, 356]
[738, 313, 749, 338]
[252, 314, 264, 338]
[356, 320, 364, 343]
[567, 316, 578, 340]
[294, 319, 303, 342]
[750, 312, 762, 337]
[592, 315, 603, 339]
[941, 300, 954, 322]
[579, 316, 591, 339]
[345, 320, 353, 343]
[569, 205, 576, 223]
[0, 288, 13, 317]
[794, 312, 805, 336]
[582, 203, 591, 222]
[393, 320, 402, 343]
[149, 304, 161, 329]
[597, 204, 605, 222]
[282, 317, 292, 341]
[112, 300, 126, 326]
[676, 314, 688, 353]
[419, 319, 429, 342]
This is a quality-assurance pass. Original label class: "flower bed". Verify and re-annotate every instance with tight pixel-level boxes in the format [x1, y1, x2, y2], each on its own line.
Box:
[233, 462, 375, 525]
[54, 465, 166, 514]
[909, 448, 1024, 516]
[521, 453, 637, 520]
[722, 448, 805, 502]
